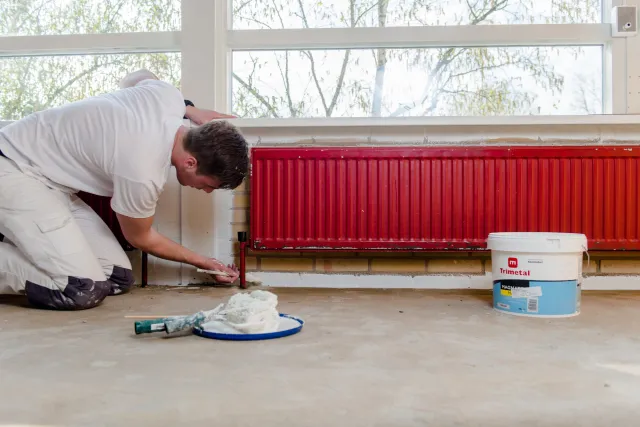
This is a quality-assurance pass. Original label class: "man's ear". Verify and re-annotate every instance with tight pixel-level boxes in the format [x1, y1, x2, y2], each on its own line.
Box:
[185, 156, 197, 170]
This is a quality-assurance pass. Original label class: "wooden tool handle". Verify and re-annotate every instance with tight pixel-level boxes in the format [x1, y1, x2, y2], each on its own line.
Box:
[125, 315, 183, 319]
[196, 268, 231, 276]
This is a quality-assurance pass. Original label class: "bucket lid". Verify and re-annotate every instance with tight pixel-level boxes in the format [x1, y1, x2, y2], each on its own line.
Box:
[486, 232, 587, 253]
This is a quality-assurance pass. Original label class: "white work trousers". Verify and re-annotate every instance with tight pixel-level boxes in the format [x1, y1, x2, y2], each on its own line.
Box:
[0, 156, 134, 310]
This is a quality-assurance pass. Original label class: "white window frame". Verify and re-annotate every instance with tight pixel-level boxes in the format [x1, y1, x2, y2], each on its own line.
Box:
[0, 32, 180, 56]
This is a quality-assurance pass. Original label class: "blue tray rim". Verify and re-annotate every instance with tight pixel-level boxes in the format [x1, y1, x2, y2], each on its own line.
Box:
[193, 313, 304, 341]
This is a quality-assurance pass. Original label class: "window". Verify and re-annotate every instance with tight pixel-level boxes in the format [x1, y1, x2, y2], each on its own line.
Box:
[1, 0, 180, 36]
[0, 0, 628, 121]
[0, 53, 180, 120]
[0, 0, 180, 120]
[232, 0, 601, 29]
[229, 0, 611, 118]
[233, 46, 602, 118]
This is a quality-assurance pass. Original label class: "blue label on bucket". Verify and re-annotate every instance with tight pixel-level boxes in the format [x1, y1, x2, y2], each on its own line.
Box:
[493, 279, 579, 316]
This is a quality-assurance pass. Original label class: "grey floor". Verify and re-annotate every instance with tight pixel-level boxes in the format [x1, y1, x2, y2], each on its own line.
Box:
[1, 286, 639, 426]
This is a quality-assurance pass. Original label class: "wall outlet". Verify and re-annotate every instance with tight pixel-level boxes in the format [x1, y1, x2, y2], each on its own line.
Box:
[612, 6, 637, 37]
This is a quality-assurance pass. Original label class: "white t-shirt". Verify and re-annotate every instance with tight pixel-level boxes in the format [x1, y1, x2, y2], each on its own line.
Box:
[0, 79, 185, 218]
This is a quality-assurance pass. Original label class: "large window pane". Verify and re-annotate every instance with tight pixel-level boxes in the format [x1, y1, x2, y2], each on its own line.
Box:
[232, 0, 601, 29]
[0, 53, 180, 120]
[1, 0, 180, 36]
[232, 46, 602, 118]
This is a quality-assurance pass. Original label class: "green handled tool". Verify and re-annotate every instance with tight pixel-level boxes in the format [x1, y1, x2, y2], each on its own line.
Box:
[130, 306, 222, 335]
[133, 317, 180, 334]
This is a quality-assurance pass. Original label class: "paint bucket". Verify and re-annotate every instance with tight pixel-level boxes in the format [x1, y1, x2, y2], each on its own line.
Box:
[487, 232, 588, 318]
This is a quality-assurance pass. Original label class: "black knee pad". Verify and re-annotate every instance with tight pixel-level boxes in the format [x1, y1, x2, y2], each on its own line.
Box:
[25, 277, 110, 310]
[108, 266, 135, 296]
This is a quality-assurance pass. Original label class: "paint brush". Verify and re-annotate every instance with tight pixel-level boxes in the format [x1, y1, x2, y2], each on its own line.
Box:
[133, 305, 223, 335]
[125, 315, 184, 319]
[196, 268, 262, 286]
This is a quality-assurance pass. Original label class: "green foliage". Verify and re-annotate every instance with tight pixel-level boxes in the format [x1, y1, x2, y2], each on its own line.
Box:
[0, 53, 180, 120]
[2, 0, 179, 35]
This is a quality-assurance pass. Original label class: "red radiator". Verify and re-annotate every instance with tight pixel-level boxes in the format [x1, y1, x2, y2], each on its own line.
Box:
[250, 146, 640, 251]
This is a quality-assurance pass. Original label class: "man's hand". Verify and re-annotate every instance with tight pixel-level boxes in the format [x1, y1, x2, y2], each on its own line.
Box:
[116, 213, 239, 284]
[185, 106, 236, 125]
[200, 259, 239, 284]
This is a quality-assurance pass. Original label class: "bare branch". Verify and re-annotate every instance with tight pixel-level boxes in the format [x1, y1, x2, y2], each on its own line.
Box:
[234, 14, 274, 29]
[327, 50, 351, 116]
[417, 0, 508, 112]
[233, 0, 254, 15]
[43, 58, 122, 108]
[11, 57, 36, 113]
[296, 0, 311, 28]
[232, 73, 281, 118]
[275, 52, 296, 116]
[302, 51, 329, 115]
[440, 88, 494, 98]
[323, 0, 362, 116]
[267, 0, 295, 115]
[422, 89, 472, 115]
[465, 0, 479, 21]
[350, 0, 356, 26]
[104, 0, 129, 32]
[444, 61, 518, 85]
[294, 0, 372, 116]
[353, 2, 379, 26]
[15, 0, 57, 34]
[297, 0, 336, 115]
[271, 0, 287, 28]
[424, 50, 525, 114]
[471, 0, 509, 24]
[372, 0, 390, 116]
[423, 91, 444, 115]
[419, 47, 466, 105]
[283, 53, 295, 115]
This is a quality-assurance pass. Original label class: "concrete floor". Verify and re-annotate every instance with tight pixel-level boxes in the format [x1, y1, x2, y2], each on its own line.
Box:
[1, 287, 639, 426]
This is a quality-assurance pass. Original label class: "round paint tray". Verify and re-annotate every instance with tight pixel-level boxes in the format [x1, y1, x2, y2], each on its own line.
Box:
[193, 313, 304, 341]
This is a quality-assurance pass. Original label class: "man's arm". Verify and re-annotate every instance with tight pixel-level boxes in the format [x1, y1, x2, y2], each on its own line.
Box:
[116, 213, 238, 283]
[120, 69, 234, 123]
[184, 106, 236, 125]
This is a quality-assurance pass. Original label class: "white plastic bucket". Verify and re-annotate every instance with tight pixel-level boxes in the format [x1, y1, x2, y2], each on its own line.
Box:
[486, 232, 588, 318]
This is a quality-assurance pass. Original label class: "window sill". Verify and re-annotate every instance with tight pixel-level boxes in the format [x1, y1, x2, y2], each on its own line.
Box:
[230, 115, 640, 145]
[230, 115, 639, 130]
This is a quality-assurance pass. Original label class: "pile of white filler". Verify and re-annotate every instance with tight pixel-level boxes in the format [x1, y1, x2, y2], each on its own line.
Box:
[200, 290, 280, 334]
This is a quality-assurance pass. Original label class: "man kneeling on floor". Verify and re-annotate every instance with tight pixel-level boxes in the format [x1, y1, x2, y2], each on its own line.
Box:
[0, 69, 247, 310]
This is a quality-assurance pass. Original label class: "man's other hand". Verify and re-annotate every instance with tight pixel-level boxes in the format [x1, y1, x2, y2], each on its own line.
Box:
[185, 106, 236, 125]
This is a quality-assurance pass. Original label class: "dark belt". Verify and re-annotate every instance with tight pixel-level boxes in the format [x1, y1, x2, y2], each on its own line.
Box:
[0, 149, 4, 158]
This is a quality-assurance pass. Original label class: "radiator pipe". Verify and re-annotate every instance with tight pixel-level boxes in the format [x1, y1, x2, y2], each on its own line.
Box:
[238, 231, 247, 289]
[141, 251, 148, 288]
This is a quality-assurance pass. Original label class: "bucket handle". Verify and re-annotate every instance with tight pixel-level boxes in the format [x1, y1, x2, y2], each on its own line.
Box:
[583, 245, 590, 273]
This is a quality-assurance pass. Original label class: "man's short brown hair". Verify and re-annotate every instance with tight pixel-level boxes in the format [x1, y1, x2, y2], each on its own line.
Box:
[183, 121, 249, 189]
